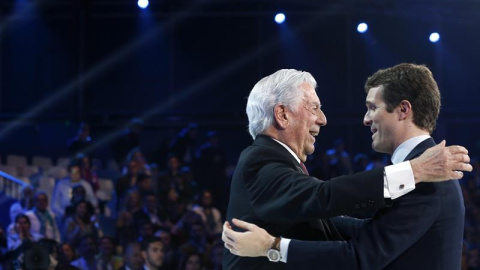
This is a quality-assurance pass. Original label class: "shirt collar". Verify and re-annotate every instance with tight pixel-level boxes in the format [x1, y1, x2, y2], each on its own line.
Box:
[391, 135, 431, 164]
[270, 138, 301, 164]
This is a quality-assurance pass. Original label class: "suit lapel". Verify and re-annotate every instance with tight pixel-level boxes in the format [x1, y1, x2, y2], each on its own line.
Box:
[254, 135, 304, 172]
[403, 138, 436, 161]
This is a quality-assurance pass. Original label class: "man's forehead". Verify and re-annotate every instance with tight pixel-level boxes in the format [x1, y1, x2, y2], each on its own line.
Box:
[366, 86, 384, 102]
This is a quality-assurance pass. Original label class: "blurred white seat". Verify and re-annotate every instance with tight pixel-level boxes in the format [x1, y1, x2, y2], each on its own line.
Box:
[37, 176, 56, 198]
[17, 165, 39, 178]
[6, 155, 27, 167]
[56, 157, 70, 168]
[46, 166, 69, 180]
[32, 156, 53, 170]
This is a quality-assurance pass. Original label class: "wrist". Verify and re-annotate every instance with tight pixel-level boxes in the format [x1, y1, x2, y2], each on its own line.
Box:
[266, 237, 282, 262]
[263, 236, 276, 257]
[409, 160, 421, 184]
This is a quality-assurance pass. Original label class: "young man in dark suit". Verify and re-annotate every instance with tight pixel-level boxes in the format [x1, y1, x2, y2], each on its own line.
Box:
[222, 67, 472, 269]
[223, 64, 467, 269]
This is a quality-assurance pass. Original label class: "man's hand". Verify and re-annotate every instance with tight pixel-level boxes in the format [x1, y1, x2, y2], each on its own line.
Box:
[410, 140, 473, 183]
[222, 218, 274, 257]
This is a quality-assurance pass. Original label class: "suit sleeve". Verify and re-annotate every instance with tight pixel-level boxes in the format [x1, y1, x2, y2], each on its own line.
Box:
[244, 161, 388, 222]
[287, 185, 440, 269]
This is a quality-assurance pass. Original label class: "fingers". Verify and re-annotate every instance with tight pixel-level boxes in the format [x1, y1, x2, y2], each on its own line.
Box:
[452, 153, 470, 164]
[450, 171, 465, 180]
[222, 222, 236, 243]
[447, 145, 469, 155]
[232, 218, 257, 231]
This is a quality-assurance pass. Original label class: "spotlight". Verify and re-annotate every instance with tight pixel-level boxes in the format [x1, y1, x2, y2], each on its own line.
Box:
[137, 0, 149, 9]
[357, 22, 368, 33]
[429, 32, 440, 43]
[275, 13, 286, 24]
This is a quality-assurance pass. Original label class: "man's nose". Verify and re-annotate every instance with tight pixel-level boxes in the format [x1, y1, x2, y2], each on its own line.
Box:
[363, 113, 372, 126]
[317, 110, 327, 126]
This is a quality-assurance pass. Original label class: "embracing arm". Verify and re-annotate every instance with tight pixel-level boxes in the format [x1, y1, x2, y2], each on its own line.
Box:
[224, 190, 441, 269]
[245, 142, 470, 222]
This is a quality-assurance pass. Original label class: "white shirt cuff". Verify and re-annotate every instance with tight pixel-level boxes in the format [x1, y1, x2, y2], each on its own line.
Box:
[383, 161, 416, 199]
[280, 237, 291, 263]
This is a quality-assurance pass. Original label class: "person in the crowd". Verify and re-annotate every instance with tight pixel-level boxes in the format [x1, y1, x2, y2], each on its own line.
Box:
[119, 242, 144, 270]
[71, 234, 98, 270]
[154, 230, 177, 270]
[7, 185, 35, 236]
[324, 138, 354, 177]
[65, 184, 89, 218]
[77, 153, 100, 192]
[195, 130, 228, 204]
[192, 190, 222, 236]
[141, 236, 164, 270]
[142, 193, 171, 231]
[25, 191, 61, 242]
[7, 214, 42, 251]
[116, 160, 141, 211]
[51, 162, 98, 220]
[179, 252, 203, 270]
[112, 118, 143, 165]
[63, 200, 99, 249]
[68, 122, 93, 155]
[169, 123, 198, 166]
[125, 147, 151, 176]
[179, 222, 208, 257]
[96, 236, 123, 270]
[58, 242, 78, 268]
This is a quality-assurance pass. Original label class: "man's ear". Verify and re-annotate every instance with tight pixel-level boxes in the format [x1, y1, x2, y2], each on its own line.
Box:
[273, 104, 289, 129]
[398, 100, 412, 120]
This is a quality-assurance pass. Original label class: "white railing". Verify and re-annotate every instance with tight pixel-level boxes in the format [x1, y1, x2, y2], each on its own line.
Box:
[0, 170, 28, 199]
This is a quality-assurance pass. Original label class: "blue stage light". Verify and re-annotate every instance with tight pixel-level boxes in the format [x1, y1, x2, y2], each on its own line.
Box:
[429, 32, 440, 43]
[138, 0, 149, 9]
[357, 22, 368, 33]
[275, 13, 286, 24]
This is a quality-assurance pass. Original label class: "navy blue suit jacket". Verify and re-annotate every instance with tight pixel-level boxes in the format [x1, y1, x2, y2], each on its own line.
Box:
[223, 135, 390, 270]
[288, 138, 465, 270]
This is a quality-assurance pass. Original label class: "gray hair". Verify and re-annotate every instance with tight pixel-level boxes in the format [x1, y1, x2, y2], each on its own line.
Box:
[246, 69, 316, 139]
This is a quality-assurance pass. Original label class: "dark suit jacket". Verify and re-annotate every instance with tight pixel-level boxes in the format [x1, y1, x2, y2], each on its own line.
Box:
[223, 135, 389, 270]
[288, 138, 465, 270]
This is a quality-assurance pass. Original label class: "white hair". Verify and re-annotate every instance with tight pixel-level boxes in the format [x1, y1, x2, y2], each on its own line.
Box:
[246, 69, 317, 139]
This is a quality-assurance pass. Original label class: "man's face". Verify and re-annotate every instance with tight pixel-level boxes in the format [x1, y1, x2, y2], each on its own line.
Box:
[35, 194, 48, 211]
[363, 86, 400, 155]
[185, 254, 202, 270]
[126, 244, 144, 270]
[285, 82, 327, 162]
[69, 166, 81, 182]
[80, 237, 97, 257]
[100, 238, 114, 256]
[15, 217, 30, 234]
[142, 241, 164, 269]
[61, 244, 75, 262]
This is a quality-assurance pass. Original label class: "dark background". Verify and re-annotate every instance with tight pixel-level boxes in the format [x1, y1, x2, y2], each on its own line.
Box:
[1, 0, 480, 164]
